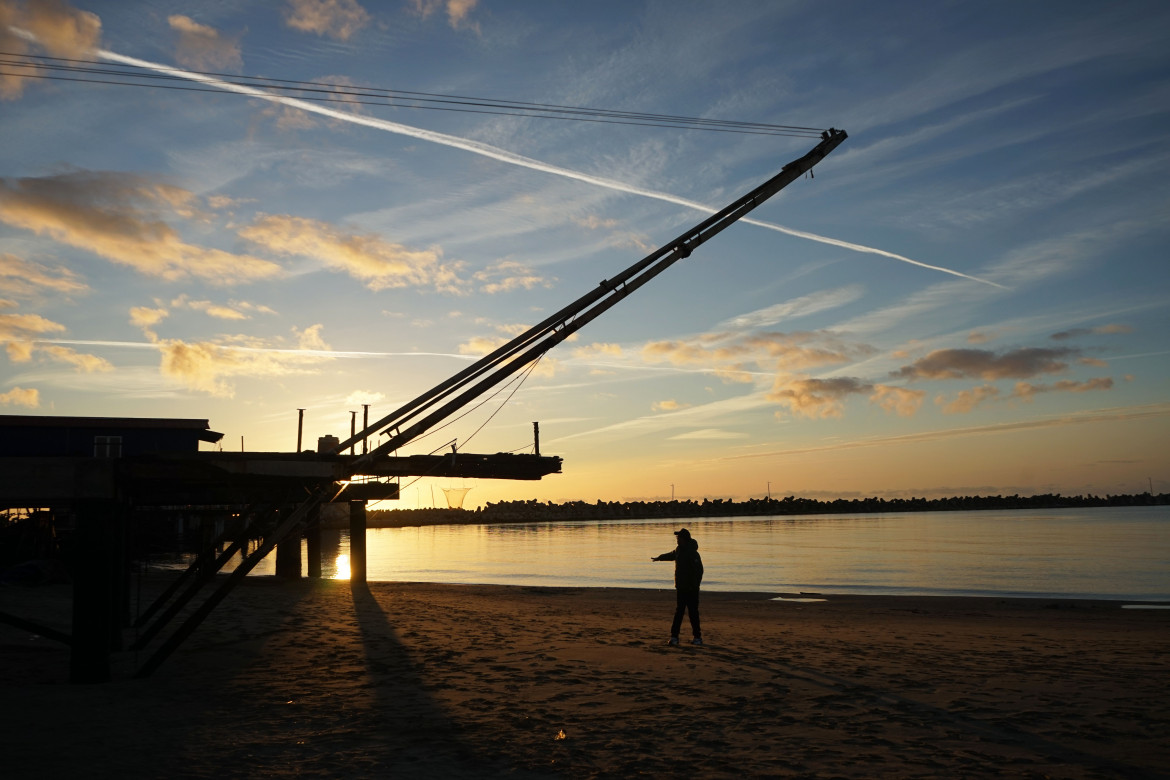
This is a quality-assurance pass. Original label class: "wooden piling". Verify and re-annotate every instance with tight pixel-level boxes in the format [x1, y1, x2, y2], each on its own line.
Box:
[349, 500, 366, 584]
[70, 499, 120, 683]
[306, 503, 322, 578]
[275, 507, 302, 579]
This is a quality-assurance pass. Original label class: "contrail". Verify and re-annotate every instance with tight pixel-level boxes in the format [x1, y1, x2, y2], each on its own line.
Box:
[95, 48, 1002, 288]
[42, 338, 478, 360]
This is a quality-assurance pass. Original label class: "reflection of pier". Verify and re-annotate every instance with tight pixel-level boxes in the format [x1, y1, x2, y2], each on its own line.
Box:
[0, 415, 560, 683]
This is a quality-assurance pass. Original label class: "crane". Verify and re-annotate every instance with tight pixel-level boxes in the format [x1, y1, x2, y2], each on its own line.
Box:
[337, 127, 849, 467]
[134, 128, 848, 676]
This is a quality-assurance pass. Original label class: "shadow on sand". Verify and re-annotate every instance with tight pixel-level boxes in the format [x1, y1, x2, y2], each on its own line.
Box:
[1, 576, 545, 777]
[348, 580, 524, 776]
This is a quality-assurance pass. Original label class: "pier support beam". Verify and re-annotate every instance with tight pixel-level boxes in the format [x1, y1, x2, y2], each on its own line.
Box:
[349, 500, 366, 584]
[70, 499, 124, 683]
[275, 508, 302, 579]
[306, 503, 321, 579]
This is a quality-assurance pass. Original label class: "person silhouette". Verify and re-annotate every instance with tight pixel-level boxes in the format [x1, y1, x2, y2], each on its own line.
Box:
[651, 528, 704, 646]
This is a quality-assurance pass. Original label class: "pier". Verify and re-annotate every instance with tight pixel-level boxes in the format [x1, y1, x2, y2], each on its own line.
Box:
[0, 415, 560, 682]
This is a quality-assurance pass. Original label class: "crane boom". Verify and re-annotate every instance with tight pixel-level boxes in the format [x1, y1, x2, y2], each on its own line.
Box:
[339, 128, 848, 472]
[133, 128, 848, 677]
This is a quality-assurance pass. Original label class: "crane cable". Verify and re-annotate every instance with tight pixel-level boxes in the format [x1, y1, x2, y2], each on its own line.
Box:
[0, 51, 827, 138]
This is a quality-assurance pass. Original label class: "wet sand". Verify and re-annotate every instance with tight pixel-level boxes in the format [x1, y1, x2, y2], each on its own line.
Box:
[1, 578, 1167, 778]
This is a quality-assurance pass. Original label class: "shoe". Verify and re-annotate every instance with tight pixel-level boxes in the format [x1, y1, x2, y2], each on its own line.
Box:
[667, 637, 679, 646]
[691, 637, 703, 646]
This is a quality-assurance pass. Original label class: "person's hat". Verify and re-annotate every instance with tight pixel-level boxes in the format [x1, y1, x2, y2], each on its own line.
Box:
[674, 528, 690, 538]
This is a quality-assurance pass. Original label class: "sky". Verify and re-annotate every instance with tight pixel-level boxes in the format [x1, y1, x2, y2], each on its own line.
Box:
[1, 0, 1168, 509]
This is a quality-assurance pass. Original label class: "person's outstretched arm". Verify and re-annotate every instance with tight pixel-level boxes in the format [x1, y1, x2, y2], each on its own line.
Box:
[651, 550, 677, 562]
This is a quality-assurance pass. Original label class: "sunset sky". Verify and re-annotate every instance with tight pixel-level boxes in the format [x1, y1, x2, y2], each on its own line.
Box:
[2, 0, 1168, 508]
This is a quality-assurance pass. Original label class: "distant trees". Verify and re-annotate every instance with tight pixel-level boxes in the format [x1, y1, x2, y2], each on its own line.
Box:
[367, 491, 1168, 527]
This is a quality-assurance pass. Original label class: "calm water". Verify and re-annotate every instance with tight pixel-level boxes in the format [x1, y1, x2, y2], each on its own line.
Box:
[210, 506, 1169, 601]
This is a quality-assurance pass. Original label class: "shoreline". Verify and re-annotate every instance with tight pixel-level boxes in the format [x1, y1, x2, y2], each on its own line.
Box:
[359, 494, 1170, 528]
[2, 579, 1167, 777]
[116, 556, 1170, 603]
[162, 559, 1170, 604]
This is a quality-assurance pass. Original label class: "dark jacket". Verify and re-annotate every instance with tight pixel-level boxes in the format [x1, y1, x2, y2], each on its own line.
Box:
[657, 536, 703, 591]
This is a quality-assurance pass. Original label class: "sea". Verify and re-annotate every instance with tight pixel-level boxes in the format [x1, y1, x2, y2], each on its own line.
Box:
[191, 506, 1169, 602]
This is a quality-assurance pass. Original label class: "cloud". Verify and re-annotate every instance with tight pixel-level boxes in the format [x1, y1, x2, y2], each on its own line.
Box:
[1, 310, 65, 357]
[206, 194, 242, 211]
[652, 399, 690, 412]
[129, 306, 168, 332]
[130, 298, 275, 341]
[155, 295, 276, 322]
[458, 335, 507, 356]
[767, 376, 874, 419]
[445, 0, 479, 28]
[746, 332, 873, 368]
[154, 340, 257, 397]
[1, 309, 110, 371]
[1, 0, 101, 99]
[152, 330, 332, 397]
[168, 15, 243, 71]
[0, 171, 282, 284]
[641, 339, 719, 367]
[937, 384, 1000, 414]
[492, 322, 530, 337]
[38, 343, 111, 372]
[572, 215, 619, 230]
[870, 385, 926, 417]
[669, 428, 749, 440]
[572, 342, 623, 359]
[551, 391, 777, 446]
[235, 300, 277, 316]
[1050, 323, 1133, 340]
[570, 214, 656, 252]
[892, 347, 1077, 381]
[205, 303, 252, 321]
[1094, 324, 1133, 336]
[527, 355, 561, 379]
[410, 0, 479, 30]
[0, 253, 88, 297]
[239, 214, 461, 292]
[294, 323, 329, 350]
[1013, 377, 1114, 400]
[0, 385, 38, 407]
[718, 286, 865, 331]
[455, 320, 550, 368]
[473, 259, 553, 295]
[346, 390, 385, 406]
[936, 377, 1114, 413]
[766, 376, 927, 420]
[642, 330, 869, 376]
[455, 327, 562, 379]
[122, 310, 335, 396]
[283, 0, 370, 40]
[184, 299, 248, 320]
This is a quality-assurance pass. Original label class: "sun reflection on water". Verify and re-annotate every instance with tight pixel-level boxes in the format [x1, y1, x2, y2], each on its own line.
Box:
[333, 553, 351, 580]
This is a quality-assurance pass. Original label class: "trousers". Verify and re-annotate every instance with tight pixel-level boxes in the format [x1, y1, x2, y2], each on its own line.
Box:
[671, 588, 701, 638]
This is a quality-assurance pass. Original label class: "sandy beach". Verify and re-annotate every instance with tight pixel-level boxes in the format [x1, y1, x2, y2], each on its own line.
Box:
[1, 578, 1167, 779]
